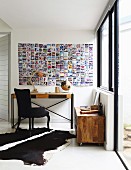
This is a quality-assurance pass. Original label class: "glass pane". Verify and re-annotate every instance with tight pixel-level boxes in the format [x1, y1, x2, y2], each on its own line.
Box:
[101, 17, 109, 89]
[118, 0, 131, 168]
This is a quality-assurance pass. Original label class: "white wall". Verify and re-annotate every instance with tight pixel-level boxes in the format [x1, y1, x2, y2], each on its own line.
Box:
[0, 35, 9, 120]
[11, 29, 95, 90]
[93, 88, 123, 151]
[93, 88, 114, 150]
[0, 19, 12, 32]
[0, 19, 12, 121]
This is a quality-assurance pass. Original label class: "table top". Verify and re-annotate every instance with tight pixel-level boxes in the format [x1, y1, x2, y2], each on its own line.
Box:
[11, 92, 72, 99]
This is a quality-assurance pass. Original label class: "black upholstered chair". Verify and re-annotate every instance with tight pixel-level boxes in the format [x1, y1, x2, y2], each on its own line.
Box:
[14, 88, 50, 131]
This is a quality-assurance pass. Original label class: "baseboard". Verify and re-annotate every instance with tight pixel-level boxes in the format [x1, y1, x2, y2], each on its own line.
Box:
[11, 118, 70, 124]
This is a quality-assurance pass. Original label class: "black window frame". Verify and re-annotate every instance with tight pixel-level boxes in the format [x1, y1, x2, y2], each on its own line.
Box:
[97, 1, 129, 169]
[97, 1, 118, 149]
[97, 9, 115, 92]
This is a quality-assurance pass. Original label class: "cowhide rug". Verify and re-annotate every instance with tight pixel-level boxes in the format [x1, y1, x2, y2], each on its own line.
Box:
[0, 128, 76, 166]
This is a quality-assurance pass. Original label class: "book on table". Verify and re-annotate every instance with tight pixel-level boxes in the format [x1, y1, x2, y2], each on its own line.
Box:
[80, 106, 90, 111]
[80, 106, 98, 114]
[80, 109, 98, 114]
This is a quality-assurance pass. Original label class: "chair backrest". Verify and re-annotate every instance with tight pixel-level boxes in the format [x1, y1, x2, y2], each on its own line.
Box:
[14, 88, 32, 117]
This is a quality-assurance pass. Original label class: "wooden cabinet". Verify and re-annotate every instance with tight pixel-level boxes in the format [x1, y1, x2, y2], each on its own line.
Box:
[74, 107, 105, 145]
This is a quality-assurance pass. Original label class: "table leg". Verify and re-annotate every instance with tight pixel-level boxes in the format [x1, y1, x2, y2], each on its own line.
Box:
[71, 93, 74, 129]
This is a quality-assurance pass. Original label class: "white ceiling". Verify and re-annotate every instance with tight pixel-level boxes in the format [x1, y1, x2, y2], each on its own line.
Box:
[0, 0, 109, 31]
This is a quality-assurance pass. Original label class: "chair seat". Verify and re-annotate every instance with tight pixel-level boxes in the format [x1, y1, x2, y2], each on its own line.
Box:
[22, 107, 49, 118]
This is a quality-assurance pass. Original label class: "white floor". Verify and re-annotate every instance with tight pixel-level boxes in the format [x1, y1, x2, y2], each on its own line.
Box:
[0, 121, 127, 170]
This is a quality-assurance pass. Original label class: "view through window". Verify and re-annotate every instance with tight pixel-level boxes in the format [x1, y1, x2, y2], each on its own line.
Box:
[119, 0, 131, 167]
[101, 17, 109, 89]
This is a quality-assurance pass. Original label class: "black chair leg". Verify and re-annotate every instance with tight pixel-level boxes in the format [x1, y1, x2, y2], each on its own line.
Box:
[29, 118, 32, 136]
[16, 117, 21, 132]
[47, 115, 50, 129]
[32, 118, 34, 129]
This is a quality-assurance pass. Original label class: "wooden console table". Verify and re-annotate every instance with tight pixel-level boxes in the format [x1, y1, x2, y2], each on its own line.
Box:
[11, 92, 74, 129]
[74, 107, 105, 145]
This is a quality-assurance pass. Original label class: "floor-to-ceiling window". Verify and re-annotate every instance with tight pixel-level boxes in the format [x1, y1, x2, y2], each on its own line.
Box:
[118, 0, 131, 168]
[97, 0, 131, 169]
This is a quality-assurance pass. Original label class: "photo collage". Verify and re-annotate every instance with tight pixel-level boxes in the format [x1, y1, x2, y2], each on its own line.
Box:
[18, 43, 93, 86]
